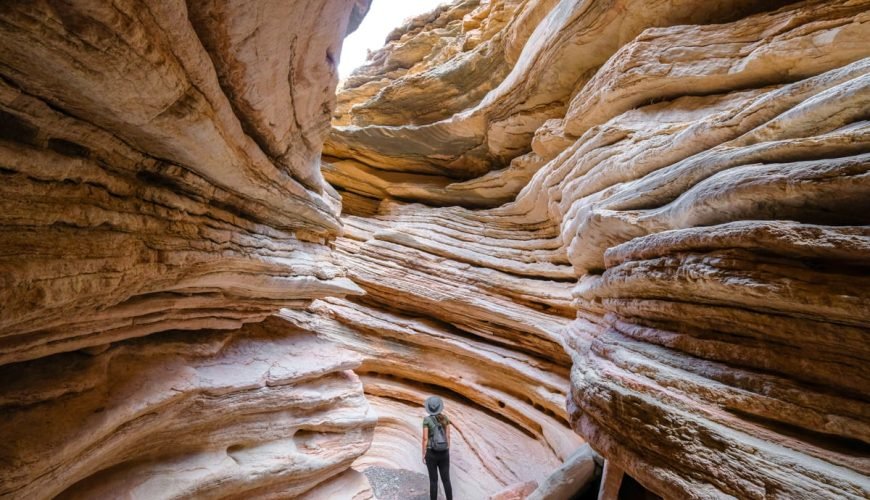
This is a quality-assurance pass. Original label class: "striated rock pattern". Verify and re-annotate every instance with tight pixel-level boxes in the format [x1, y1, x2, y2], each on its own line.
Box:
[0, 319, 375, 498]
[299, 468, 375, 500]
[324, 0, 870, 498]
[334, 0, 527, 128]
[281, 301, 582, 498]
[3, 0, 870, 498]
[0, 0, 377, 497]
[0, 0, 368, 365]
[324, 0, 796, 201]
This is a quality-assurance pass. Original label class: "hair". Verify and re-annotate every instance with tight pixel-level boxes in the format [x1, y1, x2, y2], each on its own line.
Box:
[435, 413, 447, 426]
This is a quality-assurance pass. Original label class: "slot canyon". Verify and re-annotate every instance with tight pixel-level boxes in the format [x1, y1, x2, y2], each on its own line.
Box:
[0, 0, 868, 498]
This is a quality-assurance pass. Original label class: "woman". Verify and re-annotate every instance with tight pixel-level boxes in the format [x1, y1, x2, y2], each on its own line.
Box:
[422, 395, 453, 500]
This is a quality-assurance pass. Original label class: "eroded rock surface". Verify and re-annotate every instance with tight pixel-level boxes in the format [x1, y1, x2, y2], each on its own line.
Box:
[0, 319, 375, 498]
[0, 0, 373, 364]
[281, 302, 581, 497]
[2, 0, 869, 498]
[0, 0, 375, 496]
[324, 0, 870, 498]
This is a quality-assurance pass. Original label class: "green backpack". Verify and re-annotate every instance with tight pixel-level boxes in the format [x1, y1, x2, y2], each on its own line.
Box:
[426, 416, 449, 451]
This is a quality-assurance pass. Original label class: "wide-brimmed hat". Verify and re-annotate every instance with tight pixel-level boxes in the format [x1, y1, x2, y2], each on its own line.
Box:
[425, 396, 443, 415]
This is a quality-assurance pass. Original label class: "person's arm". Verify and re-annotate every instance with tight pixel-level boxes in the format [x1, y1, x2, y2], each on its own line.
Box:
[421, 424, 428, 462]
[446, 423, 451, 448]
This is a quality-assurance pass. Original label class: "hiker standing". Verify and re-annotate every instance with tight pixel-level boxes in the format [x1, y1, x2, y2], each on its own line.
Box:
[422, 395, 453, 500]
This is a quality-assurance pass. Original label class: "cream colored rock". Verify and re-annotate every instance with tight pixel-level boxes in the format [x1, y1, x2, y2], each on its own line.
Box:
[0, 0, 367, 363]
[527, 444, 600, 500]
[489, 480, 539, 500]
[325, 0, 778, 197]
[299, 468, 375, 500]
[3, 0, 870, 497]
[335, 0, 499, 127]
[558, 1, 870, 144]
[357, 392, 562, 500]
[279, 299, 583, 497]
[281, 300, 581, 458]
[188, 0, 371, 190]
[320, 0, 870, 497]
[0, 319, 376, 499]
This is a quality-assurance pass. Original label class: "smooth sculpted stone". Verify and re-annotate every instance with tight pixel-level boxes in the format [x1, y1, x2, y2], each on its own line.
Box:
[280, 301, 582, 498]
[356, 392, 562, 500]
[489, 480, 539, 500]
[187, 0, 371, 190]
[319, 0, 870, 497]
[325, 0, 785, 203]
[0, 1, 376, 498]
[0, 319, 376, 499]
[526, 444, 600, 500]
[299, 468, 375, 500]
[0, 0, 368, 362]
[3, 0, 870, 497]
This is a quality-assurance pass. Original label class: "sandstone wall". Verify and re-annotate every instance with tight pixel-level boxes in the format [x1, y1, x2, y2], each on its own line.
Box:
[0, 0, 376, 497]
[323, 0, 870, 497]
[0, 320, 375, 498]
[0, 0, 372, 364]
[280, 300, 582, 497]
[2, 0, 868, 497]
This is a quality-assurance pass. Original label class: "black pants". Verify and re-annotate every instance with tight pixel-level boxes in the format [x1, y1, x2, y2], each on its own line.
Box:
[425, 448, 452, 500]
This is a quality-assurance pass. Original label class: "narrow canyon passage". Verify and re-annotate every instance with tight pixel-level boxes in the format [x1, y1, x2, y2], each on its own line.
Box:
[0, 1, 868, 499]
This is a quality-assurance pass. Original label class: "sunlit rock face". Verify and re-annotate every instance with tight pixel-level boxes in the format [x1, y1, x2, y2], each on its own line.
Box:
[333, 0, 526, 128]
[323, 0, 802, 205]
[2, 0, 869, 497]
[0, 0, 373, 364]
[0, 0, 375, 497]
[281, 302, 582, 498]
[322, 0, 870, 497]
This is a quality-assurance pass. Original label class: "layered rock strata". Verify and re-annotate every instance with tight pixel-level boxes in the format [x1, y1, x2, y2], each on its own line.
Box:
[0, 0, 377, 496]
[325, 0, 870, 497]
[325, 0, 797, 201]
[0, 0, 368, 364]
[281, 301, 582, 498]
[0, 320, 375, 498]
[2, 0, 869, 497]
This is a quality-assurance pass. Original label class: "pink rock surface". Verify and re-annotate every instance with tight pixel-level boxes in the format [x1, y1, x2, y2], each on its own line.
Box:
[2, 0, 869, 498]
[0, 318, 376, 498]
[0, 0, 368, 364]
[489, 480, 539, 500]
[322, 0, 870, 497]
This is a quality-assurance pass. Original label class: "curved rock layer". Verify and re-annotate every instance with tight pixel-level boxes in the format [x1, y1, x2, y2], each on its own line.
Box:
[0, 0, 378, 497]
[0, 0, 368, 365]
[0, 319, 375, 499]
[280, 300, 583, 497]
[325, 0, 870, 497]
[325, 0, 797, 186]
[2, 0, 869, 498]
